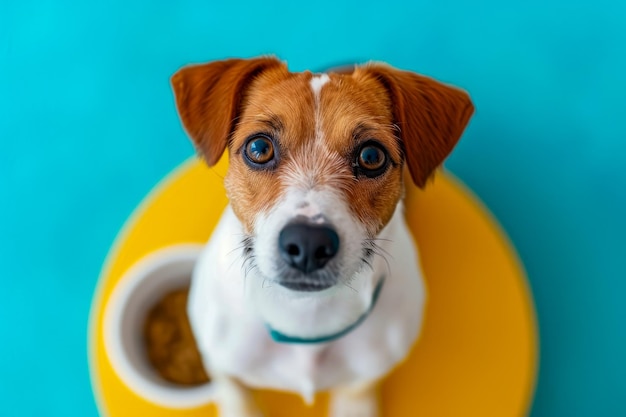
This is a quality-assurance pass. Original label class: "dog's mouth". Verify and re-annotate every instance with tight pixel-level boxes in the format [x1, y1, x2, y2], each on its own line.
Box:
[279, 280, 334, 292]
[275, 267, 340, 292]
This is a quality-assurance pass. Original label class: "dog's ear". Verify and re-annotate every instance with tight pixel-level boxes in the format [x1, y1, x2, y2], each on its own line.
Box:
[357, 64, 474, 188]
[171, 57, 285, 166]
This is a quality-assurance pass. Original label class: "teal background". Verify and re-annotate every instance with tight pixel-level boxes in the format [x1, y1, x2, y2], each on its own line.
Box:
[1, 0, 625, 416]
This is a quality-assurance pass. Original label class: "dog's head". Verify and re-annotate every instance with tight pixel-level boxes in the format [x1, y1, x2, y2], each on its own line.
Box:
[172, 57, 472, 335]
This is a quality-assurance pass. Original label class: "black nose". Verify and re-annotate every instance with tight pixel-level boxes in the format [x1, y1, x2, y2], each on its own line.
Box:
[278, 223, 340, 274]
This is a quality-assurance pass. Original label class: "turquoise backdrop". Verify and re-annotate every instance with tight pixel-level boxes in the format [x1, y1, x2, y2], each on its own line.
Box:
[1, 1, 625, 416]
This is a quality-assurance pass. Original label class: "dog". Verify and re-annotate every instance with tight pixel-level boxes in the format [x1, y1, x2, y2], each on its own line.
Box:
[171, 56, 473, 417]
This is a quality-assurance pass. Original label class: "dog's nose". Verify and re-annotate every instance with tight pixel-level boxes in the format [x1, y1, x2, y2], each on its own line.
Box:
[278, 223, 339, 274]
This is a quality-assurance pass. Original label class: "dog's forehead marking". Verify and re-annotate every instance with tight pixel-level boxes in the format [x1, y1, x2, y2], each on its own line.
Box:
[310, 74, 330, 142]
[310, 73, 330, 97]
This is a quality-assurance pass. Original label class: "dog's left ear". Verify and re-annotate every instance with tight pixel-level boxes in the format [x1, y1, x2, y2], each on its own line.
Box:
[171, 57, 285, 166]
[357, 64, 474, 188]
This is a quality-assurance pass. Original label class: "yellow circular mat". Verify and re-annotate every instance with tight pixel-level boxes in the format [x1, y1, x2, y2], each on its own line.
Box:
[88, 156, 538, 416]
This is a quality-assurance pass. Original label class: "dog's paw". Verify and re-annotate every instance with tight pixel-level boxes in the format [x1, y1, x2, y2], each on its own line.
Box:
[329, 392, 379, 417]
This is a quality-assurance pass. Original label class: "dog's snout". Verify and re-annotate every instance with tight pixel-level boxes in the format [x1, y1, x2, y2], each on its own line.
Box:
[279, 223, 339, 274]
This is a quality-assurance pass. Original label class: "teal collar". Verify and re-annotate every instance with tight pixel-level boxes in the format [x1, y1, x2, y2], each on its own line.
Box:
[267, 277, 386, 344]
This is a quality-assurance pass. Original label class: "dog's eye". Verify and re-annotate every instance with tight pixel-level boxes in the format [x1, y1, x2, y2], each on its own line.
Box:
[356, 142, 388, 177]
[244, 135, 276, 167]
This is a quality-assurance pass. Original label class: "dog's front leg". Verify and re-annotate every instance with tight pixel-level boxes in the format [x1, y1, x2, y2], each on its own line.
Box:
[213, 372, 262, 417]
[329, 380, 380, 417]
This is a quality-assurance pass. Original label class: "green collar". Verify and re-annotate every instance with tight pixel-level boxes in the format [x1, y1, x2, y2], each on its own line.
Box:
[267, 277, 386, 344]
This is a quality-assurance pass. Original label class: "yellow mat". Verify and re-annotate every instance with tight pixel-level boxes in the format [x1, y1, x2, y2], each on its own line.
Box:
[88, 156, 538, 416]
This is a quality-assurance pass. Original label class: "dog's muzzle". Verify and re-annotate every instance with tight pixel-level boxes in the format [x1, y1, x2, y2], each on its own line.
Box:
[278, 222, 339, 291]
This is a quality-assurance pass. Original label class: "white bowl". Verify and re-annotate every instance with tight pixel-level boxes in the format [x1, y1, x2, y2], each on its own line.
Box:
[103, 244, 215, 409]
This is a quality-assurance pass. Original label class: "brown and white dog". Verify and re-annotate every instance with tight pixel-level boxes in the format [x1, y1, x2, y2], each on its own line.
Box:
[171, 57, 473, 417]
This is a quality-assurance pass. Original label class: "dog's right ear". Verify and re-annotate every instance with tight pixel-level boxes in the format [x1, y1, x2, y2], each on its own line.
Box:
[171, 57, 285, 166]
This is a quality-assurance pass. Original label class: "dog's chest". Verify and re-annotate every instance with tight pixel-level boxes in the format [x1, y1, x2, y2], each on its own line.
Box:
[233, 341, 331, 402]
[193, 281, 418, 400]
[206, 317, 402, 401]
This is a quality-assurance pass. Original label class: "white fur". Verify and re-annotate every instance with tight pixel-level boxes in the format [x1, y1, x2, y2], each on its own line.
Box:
[187, 203, 426, 401]
[311, 74, 330, 142]
[310, 73, 330, 97]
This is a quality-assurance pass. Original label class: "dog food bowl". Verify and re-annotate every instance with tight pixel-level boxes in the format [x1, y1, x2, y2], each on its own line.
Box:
[88, 156, 538, 416]
[103, 244, 213, 409]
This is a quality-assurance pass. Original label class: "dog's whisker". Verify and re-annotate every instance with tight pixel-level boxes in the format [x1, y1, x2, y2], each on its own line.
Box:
[228, 243, 247, 256]
[229, 256, 243, 272]
[370, 242, 395, 261]
[366, 237, 393, 243]
[361, 257, 374, 271]
[363, 239, 395, 263]
[233, 235, 256, 274]
[342, 282, 358, 293]
[368, 248, 392, 277]
[244, 266, 251, 279]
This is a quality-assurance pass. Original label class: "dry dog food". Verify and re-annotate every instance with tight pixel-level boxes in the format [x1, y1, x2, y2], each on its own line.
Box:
[143, 288, 210, 386]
